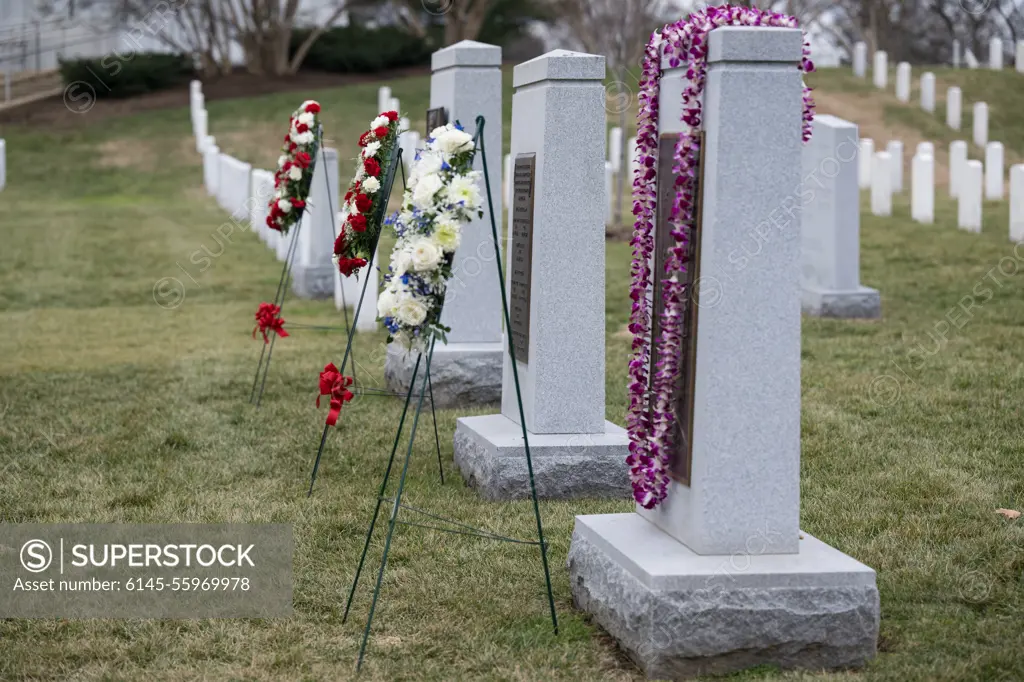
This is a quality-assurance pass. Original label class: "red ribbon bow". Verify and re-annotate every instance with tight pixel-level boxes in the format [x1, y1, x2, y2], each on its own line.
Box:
[253, 302, 289, 344]
[316, 363, 354, 426]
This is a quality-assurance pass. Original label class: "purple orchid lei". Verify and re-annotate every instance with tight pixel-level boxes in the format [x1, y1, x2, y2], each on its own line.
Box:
[626, 5, 816, 510]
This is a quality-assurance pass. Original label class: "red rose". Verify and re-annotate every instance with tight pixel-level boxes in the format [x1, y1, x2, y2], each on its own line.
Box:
[373, 126, 388, 139]
[363, 157, 380, 177]
[290, 197, 305, 209]
[283, 134, 290, 143]
[333, 232, 346, 256]
[305, 102, 321, 114]
[337, 257, 368, 277]
[354, 193, 372, 213]
[281, 161, 292, 172]
[383, 111, 399, 122]
[294, 151, 311, 169]
[296, 122, 309, 134]
[266, 216, 277, 230]
[358, 131, 371, 147]
[289, 143, 297, 152]
[348, 214, 367, 232]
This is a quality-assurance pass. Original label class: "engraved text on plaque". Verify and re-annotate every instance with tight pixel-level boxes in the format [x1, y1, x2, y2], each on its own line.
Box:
[509, 153, 536, 364]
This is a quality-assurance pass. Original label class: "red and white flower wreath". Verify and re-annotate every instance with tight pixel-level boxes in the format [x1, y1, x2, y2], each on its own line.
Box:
[266, 99, 322, 235]
[333, 110, 401, 278]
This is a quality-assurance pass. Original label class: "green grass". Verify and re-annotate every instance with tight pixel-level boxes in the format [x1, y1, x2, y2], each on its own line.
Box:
[0, 70, 1023, 681]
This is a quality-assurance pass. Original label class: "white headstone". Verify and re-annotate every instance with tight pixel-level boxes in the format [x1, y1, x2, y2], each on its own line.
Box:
[1017, 41, 1024, 73]
[399, 117, 410, 133]
[871, 151, 893, 216]
[0, 139, 5, 192]
[990, 37, 1003, 70]
[202, 140, 219, 196]
[608, 126, 623, 173]
[895, 62, 911, 102]
[1011, 165, 1024, 241]
[503, 153, 512, 203]
[194, 109, 208, 152]
[801, 115, 880, 318]
[911, 154, 934, 224]
[291, 147, 338, 298]
[916, 141, 934, 157]
[390, 96, 400, 114]
[985, 141, 1004, 200]
[949, 140, 968, 198]
[858, 138, 874, 189]
[953, 39, 961, 68]
[628, 135, 638, 178]
[973, 102, 989, 147]
[966, 48, 979, 68]
[946, 87, 962, 130]
[334, 213, 378, 332]
[386, 39, 507, 407]
[453, 48, 629, 498]
[920, 72, 935, 112]
[886, 140, 903, 193]
[853, 42, 867, 77]
[959, 160, 983, 232]
[568, 27, 879, 678]
[216, 154, 251, 220]
[377, 86, 392, 114]
[872, 51, 888, 89]
[249, 169, 275, 238]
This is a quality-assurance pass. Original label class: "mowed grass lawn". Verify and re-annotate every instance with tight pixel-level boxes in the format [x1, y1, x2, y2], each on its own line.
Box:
[0, 69, 1023, 681]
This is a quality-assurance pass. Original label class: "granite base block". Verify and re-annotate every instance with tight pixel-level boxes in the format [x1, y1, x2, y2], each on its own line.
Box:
[385, 342, 502, 408]
[568, 513, 879, 680]
[802, 285, 881, 319]
[290, 264, 335, 299]
[453, 414, 630, 500]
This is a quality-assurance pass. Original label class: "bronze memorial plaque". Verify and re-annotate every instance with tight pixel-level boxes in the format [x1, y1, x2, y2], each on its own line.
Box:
[509, 153, 536, 364]
[425, 107, 449, 132]
[649, 132, 706, 486]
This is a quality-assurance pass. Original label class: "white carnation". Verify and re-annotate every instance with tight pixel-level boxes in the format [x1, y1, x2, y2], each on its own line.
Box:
[277, 155, 288, 168]
[446, 172, 482, 209]
[288, 166, 303, 181]
[371, 115, 389, 129]
[297, 112, 314, 125]
[409, 237, 443, 272]
[363, 141, 381, 158]
[294, 131, 314, 145]
[277, 199, 291, 213]
[362, 176, 381, 194]
[435, 128, 474, 155]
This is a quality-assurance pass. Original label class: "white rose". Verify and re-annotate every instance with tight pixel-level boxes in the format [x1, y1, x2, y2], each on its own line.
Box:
[371, 115, 389, 129]
[394, 297, 428, 327]
[412, 173, 443, 209]
[288, 166, 303, 181]
[429, 125, 448, 141]
[362, 176, 381, 194]
[363, 141, 381, 158]
[392, 248, 413, 275]
[377, 285, 399, 318]
[409, 237, 443, 272]
[277, 199, 291, 213]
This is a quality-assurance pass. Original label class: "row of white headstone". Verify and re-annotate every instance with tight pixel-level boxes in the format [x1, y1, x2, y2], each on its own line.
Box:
[377, 86, 420, 174]
[853, 40, 1024, 76]
[191, 79, 378, 329]
[860, 135, 1024, 238]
